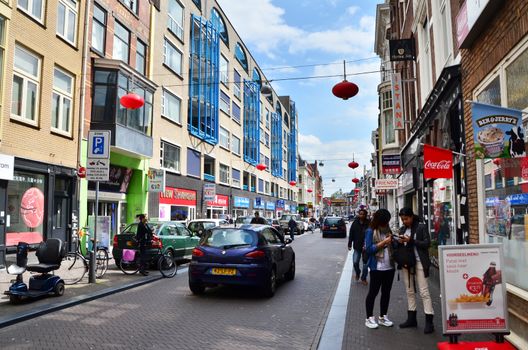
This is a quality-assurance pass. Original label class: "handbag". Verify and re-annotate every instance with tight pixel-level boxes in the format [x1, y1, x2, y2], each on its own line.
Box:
[393, 242, 416, 269]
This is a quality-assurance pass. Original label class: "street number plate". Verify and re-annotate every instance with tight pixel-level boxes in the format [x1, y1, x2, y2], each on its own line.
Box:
[211, 268, 237, 276]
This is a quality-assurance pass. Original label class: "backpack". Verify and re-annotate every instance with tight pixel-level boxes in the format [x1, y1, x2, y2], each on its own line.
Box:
[393, 243, 416, 269]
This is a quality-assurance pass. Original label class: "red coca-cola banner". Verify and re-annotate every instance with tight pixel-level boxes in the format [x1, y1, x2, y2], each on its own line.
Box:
[424, 145, 453, 179]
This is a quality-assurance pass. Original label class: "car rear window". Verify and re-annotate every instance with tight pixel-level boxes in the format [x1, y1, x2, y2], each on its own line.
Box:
[325, 218, 344, 225]
[202, 222, 217, 229]
[201, 229, 257, 248]
[120, 224, 138, 234]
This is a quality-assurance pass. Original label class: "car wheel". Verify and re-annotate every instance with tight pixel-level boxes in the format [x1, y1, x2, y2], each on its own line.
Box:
[54, 281, 65, 297]
[263, 268, 277, 297]
[285, 257, 295, 281]
[189, 276, 205, 295]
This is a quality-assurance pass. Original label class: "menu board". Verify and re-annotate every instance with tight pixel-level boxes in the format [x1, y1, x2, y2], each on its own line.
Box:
[439, 244, 508, 334]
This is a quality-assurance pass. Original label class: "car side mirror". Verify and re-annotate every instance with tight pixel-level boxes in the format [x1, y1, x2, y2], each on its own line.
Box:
[284, 238, 292, 244]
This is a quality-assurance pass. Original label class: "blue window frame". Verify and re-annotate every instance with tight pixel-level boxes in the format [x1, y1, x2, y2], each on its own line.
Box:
[188, 15, 220, 144]
[243, 80, 260, 166]
[252, 68, 261, 90]
[235, 43, 248, 72]
[288, 100, 297, 183]
[211, 8, 228, 45]
[271, 111, 282, 178]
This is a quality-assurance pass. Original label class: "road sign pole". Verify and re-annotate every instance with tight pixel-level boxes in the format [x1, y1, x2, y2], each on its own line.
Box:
[88, 181, 99, 283]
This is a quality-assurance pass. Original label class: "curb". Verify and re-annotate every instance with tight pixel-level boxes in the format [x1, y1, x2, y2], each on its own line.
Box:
[0, 274, 164, 329]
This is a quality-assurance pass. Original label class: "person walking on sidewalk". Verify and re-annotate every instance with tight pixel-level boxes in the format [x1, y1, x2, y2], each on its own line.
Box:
[135, 213, 153, 276]
[288, 217, 297, 241]
[364, 209, 396, 329]
[348, 209, 370, 285]
[397, 207, 434, 334]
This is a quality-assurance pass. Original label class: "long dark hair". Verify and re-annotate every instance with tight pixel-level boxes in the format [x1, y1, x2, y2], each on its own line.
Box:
[370, 209, 391, 230]
[398, 207, 421, 224]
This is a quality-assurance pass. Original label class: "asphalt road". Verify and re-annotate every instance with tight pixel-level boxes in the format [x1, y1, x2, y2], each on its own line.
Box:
[0, 229, 349, 350]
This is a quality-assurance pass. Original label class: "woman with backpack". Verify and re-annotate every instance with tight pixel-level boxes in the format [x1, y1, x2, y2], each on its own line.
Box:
[364, 209, 396, 329]
[396, 207, 434, 334]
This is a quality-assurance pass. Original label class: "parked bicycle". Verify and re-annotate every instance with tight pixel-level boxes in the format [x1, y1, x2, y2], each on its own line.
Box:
[61, 227, 109, 285]
[119, 240, 177, 278]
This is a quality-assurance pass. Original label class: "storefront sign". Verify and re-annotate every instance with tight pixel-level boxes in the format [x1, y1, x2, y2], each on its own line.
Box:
[88, 166, 133, 193]
[147, 168, 165, 193]
[203, 183, 216, 201]
[391, 73, 404, 130]
[254, 198, 264, 209]
[382, 155, 401, 175]
[276, 199, 285, 208]
[233, 196, 250, 208]
[424, 145, 453, 179]
[206, 195, 229, 207]
[375, 178, 399, 190]
[472, 102, 524, 159]
[439, 244, 508, 334]
[160, 187, 197, 206]
[265, 201, 275, 211]
[389, 38, 416, 61]
[0, 154, 14, 180]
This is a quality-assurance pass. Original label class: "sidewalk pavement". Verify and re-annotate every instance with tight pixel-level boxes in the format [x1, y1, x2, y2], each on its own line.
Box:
[0, 251, 167, 329]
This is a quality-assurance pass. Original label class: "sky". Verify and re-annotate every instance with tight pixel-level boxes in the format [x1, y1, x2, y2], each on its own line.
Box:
[217, 0, 381, 196]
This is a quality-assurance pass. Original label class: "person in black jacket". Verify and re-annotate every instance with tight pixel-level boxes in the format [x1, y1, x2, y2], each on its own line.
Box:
[250, 211, 267, 225]
[396, 207, 434, 334]
[135, 213, 153, 276]
[348, 209, 370, 285]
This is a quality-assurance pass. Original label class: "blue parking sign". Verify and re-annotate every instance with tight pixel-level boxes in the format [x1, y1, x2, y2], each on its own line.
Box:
[92, 137, 105, 155]
[88, 130, 110, 158]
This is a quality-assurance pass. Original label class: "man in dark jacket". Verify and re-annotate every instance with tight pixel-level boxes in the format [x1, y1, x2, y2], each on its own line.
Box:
[348, 209, 370, 285]
[288, 217, 297, 240]
[135, 213, 153, 276]
[250, 211, 267, 224]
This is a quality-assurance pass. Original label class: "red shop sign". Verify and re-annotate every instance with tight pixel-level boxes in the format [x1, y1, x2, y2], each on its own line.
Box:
[424, 145, 453, 179]
[206, 194, 229, 207]
[159, 187, 196, 206]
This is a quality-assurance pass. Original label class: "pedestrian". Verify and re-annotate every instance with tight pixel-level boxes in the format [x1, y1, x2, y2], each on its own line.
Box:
[348, 209, 370, 285]
[364, 209, 396, 329]
[250, 211, 267, 224]
[397, 207, 434, 334]
[288, 217, 297, 240]
[135, 213, 153, 276]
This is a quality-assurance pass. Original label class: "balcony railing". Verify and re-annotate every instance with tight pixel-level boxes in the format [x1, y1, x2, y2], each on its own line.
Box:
[204, 173, 215, 182]
[243, 185, 248, 191]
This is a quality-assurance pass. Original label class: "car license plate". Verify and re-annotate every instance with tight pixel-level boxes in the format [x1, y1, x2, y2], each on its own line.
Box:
[211, 268, 237, 276]
[331, 227, 337, 230]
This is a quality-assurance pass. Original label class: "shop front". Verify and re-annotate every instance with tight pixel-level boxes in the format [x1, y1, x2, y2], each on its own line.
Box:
[253, 198, 265, 216]
[265, 201, 275, 218]
[232, 196, 250, 219]
[206, 195, 229, 219]
[159, 187, 197, 221]
[276, 199, 285, 217]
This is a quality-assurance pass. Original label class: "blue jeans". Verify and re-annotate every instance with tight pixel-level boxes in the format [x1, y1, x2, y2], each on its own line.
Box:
[353, 249, 368, 281]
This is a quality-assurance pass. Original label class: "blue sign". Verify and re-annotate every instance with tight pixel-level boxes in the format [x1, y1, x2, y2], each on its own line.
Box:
[291, 205, 297, 212]
[506, 193, 528, 206]
[92, 137, 105, 155]
[254, 198, 264, 209]
[276, 199, 285, 208]
[265, 201, 276, 210]
[88, 130, 110, 159]
[234, 196, 250, 208]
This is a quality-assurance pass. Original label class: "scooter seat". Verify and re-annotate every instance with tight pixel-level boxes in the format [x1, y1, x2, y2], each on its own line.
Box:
[7, 264, 26, 275]
[26, 264, 60, 273]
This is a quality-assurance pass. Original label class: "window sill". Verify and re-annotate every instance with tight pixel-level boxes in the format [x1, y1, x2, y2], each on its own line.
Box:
[220, 109, 231, 117]
[232, 118, 241, 126]
[161, 115, 183, 127]
[50, 128, 73, 140]
[90, 47, 106, 58]
[162, 63, 184, 80]
[56, 34, 78, 51]
[10, 115, 39, 129]
[219, 145, 231, 152]
[221, 81, 229, 90]
[167, 28, 185, 45]
[161, 167, 181, 175]
[232, 152, 241, 157]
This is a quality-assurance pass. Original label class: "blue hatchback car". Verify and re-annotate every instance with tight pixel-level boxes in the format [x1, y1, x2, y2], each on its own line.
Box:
[188, 225, 295, 297]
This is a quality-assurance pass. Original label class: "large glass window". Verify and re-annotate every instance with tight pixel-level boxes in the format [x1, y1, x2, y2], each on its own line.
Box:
[160, 141, 180, 172]
[505, 48, 528, 111]
[234, 43, 248, 72]
[113, 21, 130, 63]
[211, 8, 228, 44]
[220, 54, 228, 85]
[0, 16, 6, 100]
[168, 0, 184, 40]
[57, 0, 77, 45]
[51, 67, 73, 134]
[162, 88, 181, 123]
[219, 127, 230, 149]
[18, 0, 44, 22]
[252, 68, 261, 89]
[136, 40, 147, 75]
[384, 110, 395, 144]
[115, 72, 153, 135]
[243, 80, 260, 165]
[232, 168, 240, 188]
[12, 45, 40, 123]
[233, 69, 241, 100]
[92, 4, 107, 54]
[232, 134, 241, 155]
[219, 164, 230, 184]
[164, 38, 182, 74]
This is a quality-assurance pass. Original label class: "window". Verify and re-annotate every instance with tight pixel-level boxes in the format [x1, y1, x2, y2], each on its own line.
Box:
[219, 127, 230, 149]
[265, 132, 270, 147]
[187, 148, 201, 177]
[92, 4, 106, 54]
[51, 67, 73, 133]
[505, 48, 528, 110]
[233, 69, 241, 99]
[265, 109, 270, 129]
[243, 81, 260, 165]
[192, 0, 200, 9]
[265, 181, 269, 194]
[234, 43, 248, 72]
[121, 0, 138, 14]
[12, 45, 40, 123]
[232, 168, 240, 187]
[57, 0, 77, 45]
[160, 141, 181, 172]
[0, 16, 6, 99]
[252, 68, 261, 89]
[232, 134, 241, 155]
[220, 55, 228, 85]
[220, 91, 230, 114]
[163, 38, 182, 74]
[260, 131, 265, 144]
[384, 110, 395, 144]
[382, 90, 392, 109]
[115, 72, 154, 135]
[264, 156, 270, 169]
[477, 76, 501, 106]
[113, 21, 130, 63]
[168, 0, 184, 40]
[211, 8, 228, 44]
[161, 89, 181, 123]
[232, 102, 241, 122]
[219, 164, 230, 184]
[136, 40, 147, 75]
[18, 0, 44, 22]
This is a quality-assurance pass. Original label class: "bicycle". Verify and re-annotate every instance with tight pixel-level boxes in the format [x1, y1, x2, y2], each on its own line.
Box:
[61, 228, 109, 285]
[119, 240, 177, 278]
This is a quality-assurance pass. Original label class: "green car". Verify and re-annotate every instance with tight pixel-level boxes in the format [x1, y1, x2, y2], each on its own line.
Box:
[113, 221, 200, 266]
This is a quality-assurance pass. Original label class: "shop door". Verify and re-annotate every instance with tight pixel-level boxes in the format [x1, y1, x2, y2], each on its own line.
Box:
[52, 195, 69, 243]
[0, 180, 7, 268]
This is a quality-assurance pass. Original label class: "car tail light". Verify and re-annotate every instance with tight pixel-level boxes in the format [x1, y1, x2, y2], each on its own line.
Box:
[245, 250, 265, 259]
[113, 234, 118, 248]
[151, 235, 162, 249]
[192, 248, 204, 257]
[323, 225, 329, 230]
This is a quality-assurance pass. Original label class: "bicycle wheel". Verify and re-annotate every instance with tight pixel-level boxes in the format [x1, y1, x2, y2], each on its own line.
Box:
[61, 252, 88, 285]
[158, 251, 177, 278]
[96, 248, 109, 278]
[119, 255, 140, 275]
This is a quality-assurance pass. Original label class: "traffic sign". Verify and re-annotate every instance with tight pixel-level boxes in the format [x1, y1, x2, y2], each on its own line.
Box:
[86, 158, 110, 181]
[88, 130, 110, 159]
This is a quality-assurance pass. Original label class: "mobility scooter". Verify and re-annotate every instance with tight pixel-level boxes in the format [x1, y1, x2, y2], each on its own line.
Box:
[4, 239, 67, 303]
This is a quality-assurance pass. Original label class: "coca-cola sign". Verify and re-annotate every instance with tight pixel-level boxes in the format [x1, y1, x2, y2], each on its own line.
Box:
[424, 145, 453, 179]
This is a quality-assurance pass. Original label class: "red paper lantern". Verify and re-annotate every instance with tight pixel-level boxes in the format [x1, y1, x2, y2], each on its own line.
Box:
[289, 181, 297, 186]
[307, 189, 313, 193]
[317, 194, 322, 198]
[348, 161, 359, 169]
[439, 187, 446, 191]
[332, 80, 359, 100]
[354, 188, 360, 193]
[120, 93, 145, 110]
[492, 158, 501, 165]
[256, 163, 267, 171]
[77, 166, 86, 178]
[352, 178, 359, 183]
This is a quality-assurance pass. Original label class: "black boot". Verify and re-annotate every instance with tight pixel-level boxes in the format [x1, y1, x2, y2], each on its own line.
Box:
[399, 310, 418, 328]
[424, 314, 434, 334]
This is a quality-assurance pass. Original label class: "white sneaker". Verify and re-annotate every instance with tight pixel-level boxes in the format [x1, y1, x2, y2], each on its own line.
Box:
[365, 317, 379, 329]
[378, 315, 393, 327]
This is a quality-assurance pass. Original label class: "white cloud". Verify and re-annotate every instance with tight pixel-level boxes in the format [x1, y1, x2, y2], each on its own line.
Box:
[346, 6, 360, 16]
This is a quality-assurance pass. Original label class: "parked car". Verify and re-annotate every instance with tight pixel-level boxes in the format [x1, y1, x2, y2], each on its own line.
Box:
[188, 225, 295, 297]
[321, 217, 347, 238]
[188, 219, 229, 237]
[113, 221, 199, 266]
[278, 214, 304, 235]
[234, 216, 253, 226]
[266, 218, 284, 235]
